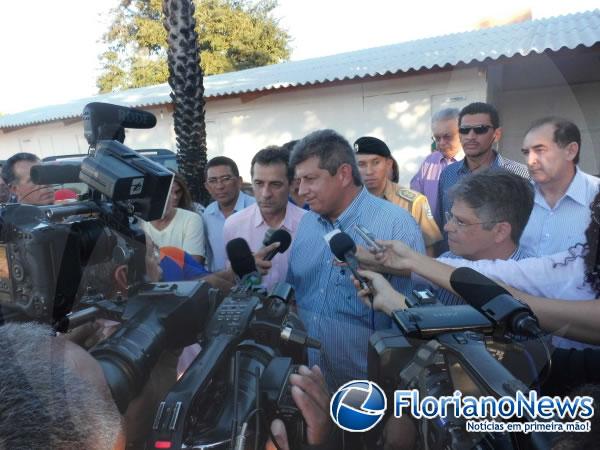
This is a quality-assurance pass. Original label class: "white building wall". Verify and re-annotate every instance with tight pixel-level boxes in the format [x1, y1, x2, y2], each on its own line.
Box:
[0, 67, 486, 185]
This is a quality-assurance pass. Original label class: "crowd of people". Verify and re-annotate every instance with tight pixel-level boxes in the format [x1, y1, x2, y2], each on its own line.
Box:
[1, 100, 599, 449]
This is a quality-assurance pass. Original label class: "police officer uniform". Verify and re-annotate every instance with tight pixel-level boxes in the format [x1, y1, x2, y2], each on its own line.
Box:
[354, 136, 442, 249]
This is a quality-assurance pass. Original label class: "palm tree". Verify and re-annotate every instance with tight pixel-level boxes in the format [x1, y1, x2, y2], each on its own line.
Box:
[163, 0, 210, 204]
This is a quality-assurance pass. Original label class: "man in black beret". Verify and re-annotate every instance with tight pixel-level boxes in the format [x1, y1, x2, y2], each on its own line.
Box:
[354, 136, 441, 256]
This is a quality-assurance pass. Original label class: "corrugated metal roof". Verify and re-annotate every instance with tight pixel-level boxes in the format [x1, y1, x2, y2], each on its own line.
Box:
[2, 9, 599, 129]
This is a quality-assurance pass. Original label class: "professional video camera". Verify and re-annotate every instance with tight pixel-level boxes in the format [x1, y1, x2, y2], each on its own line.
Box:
[0, 102, 174, 326]
[149, 237, 321, 450]
[368, 268, 553, 450]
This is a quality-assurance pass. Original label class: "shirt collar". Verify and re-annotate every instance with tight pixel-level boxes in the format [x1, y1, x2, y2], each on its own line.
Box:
[438, 149, 464, 164]
[382, 179, 397, 201]
[205, 191, 249, 217]
[252, 202, 298, 231]
[458, 151, 500, 174]
[533, 167, 588, 208]
[563, 167, 589, 207]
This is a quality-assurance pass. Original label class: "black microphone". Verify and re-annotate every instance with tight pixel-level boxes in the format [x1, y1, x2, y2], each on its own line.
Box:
[30, 163, 82, 185]
[83, 102, 157, 129]
[449, 267, 542, 337]
[262, 228, 276, 247]
[226, 237, 261, 286]
[262, 229, 292, 261]
[329, 232, 373, 303]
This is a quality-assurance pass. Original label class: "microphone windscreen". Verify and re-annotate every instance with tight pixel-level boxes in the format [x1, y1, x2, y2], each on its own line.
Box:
[226, 238, 257, 278]
[449, 267, 511, 309]
[30, 163, 82, 185]
[264, 229, 292, 254]
[329, 232, 356, 262]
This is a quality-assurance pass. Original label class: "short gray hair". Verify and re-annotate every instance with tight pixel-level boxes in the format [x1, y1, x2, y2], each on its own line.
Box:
[449, 170, 534, 244]
[0, 322, 122, 450]
[290, 129, 362, 186]
[432, 108, 460, 125]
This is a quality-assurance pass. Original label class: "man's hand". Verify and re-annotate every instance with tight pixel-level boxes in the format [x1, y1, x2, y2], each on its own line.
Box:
[352, 270, 408, 316]
[255, 242, 280, 275]
[356, 240, 418, 276]
[266, 365, 332, 450]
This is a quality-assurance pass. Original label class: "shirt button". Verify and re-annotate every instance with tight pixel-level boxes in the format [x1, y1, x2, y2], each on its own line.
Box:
[545, 233, 550, 237]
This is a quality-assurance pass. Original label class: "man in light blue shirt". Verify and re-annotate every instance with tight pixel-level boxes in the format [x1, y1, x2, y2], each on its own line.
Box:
[520, 117, 600, 256]
[203, 156, 255, 271]
[286, 129, 425, 389]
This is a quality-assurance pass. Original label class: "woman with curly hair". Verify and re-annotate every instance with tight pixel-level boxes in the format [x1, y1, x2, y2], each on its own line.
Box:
[354, 190, 600, 348]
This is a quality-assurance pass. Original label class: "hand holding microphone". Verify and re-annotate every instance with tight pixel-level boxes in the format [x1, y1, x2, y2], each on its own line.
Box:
[253, 229, 292, 275]
[352, 269, 408, 315]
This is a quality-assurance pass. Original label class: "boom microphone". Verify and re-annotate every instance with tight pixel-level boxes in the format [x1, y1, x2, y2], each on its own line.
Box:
[226, 237, 261, 286]
[30, 163, 82, 185]
[449, 267, 542, 337]
[83, 102, 157, 147]
[262, 229, 292, 261]
[329, 232, 373, 303]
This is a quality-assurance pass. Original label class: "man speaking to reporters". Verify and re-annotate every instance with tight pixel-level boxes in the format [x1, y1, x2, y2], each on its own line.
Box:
[286, 129, 425, 390]
[224, 146, 306, 290]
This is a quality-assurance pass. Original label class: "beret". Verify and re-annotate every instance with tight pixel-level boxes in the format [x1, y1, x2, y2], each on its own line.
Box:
[353, 136, 391, 157]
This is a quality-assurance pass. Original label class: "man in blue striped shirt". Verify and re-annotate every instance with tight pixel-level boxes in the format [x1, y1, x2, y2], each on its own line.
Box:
[436, 102, 530, 254]
[426, 170, 534, 305]
[286, 129, 425, 389]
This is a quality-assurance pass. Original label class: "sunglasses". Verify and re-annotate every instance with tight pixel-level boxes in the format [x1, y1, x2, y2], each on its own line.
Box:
[458, 125, 494, 135]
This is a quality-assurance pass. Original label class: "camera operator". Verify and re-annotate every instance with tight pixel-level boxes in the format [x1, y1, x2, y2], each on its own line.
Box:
[1, 152, 55, 205]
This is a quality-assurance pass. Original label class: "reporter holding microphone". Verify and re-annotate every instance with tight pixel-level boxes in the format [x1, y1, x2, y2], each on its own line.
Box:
[353, 188, 600, 347]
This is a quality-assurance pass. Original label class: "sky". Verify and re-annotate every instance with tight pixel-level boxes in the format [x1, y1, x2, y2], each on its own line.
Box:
[0, 0, 598, 115]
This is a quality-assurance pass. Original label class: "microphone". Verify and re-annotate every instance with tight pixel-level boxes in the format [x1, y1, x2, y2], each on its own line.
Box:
[262, 229, 292, 261]
[30, 163, 82, 185]
[329, 232, 372, 303]
[83, 102, 157, 130]
[449, 267, 542, 337]
[262, 228, 276, 247]
[225, 238, 261, 287]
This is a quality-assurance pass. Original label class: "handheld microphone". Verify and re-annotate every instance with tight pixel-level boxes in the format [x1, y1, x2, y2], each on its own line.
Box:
[225, 238, 261, 287]
[262, 229, 292, 261]
[262, 228, 276, 247]
[449, 267, 542, 337]
[30, 163, 82, 185]
[329, 232, 373, 303]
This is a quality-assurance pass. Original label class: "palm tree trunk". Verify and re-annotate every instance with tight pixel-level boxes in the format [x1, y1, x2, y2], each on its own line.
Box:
[163, 0, 210, 204]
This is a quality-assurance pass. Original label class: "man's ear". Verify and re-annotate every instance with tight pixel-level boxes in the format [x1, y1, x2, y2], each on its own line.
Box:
[337, 163, 355, 188]
[113, 265, 129, 293]
[565, 142, 579, 162]
[493, 127, 503, 144]
[493, 221, 512, 244]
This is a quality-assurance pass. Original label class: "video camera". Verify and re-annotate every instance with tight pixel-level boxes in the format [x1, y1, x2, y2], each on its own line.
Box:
[0, 102, 174, 326]
[149, 238, 320, 450]
[368, 269, 553, 450]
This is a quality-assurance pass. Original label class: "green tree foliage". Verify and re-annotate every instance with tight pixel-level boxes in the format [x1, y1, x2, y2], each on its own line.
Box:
[97, 0, 290, 93]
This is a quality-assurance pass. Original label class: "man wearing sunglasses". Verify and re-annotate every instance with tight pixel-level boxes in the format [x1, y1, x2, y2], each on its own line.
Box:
[436, 102, 529, 253]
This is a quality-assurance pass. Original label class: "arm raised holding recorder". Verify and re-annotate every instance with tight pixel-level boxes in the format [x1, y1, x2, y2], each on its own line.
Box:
[354, 239, 600, 345]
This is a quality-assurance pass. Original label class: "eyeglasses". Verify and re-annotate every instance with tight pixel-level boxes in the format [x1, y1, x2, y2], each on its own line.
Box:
[432, 134, 455, 142]
[206, 175, 235, 186]
[445, 211, 498, 228]
[458, 125, 494, 135]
